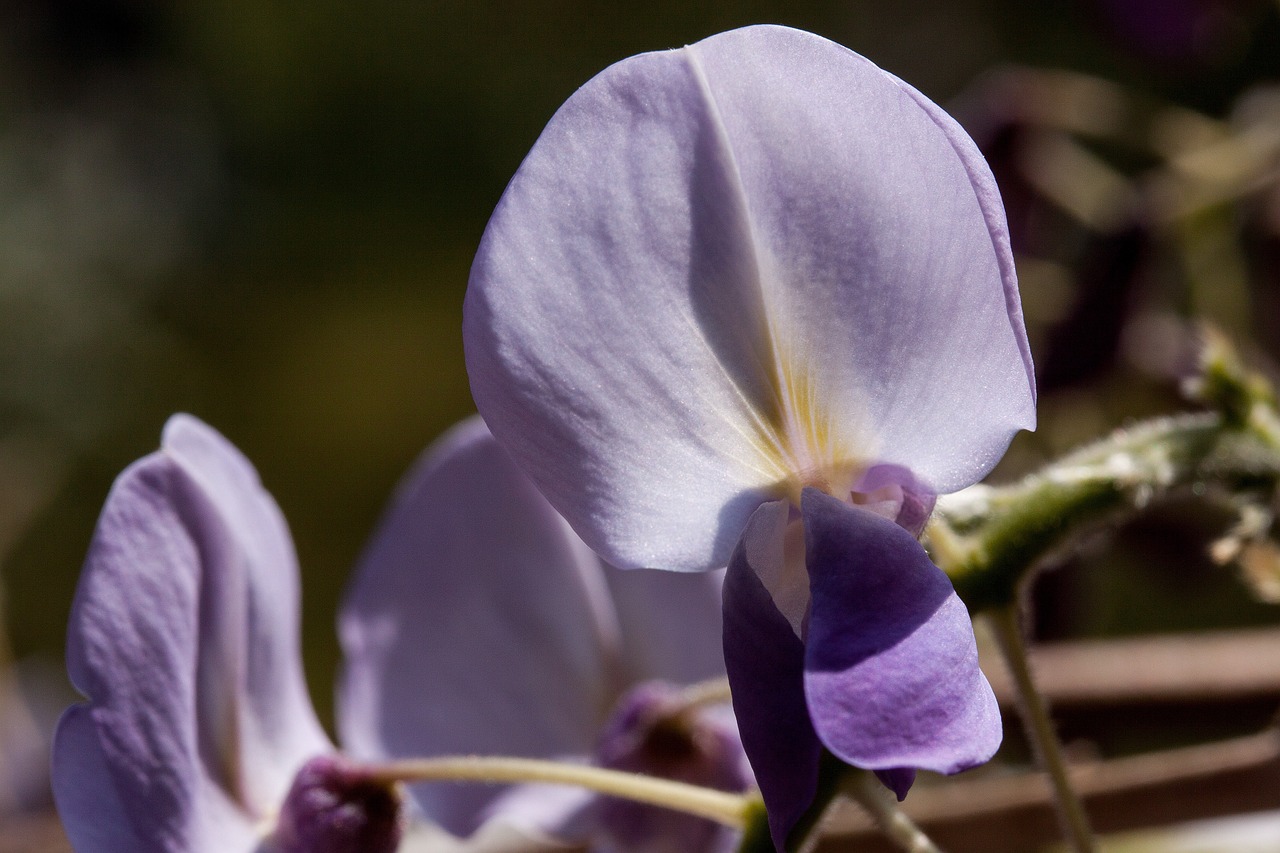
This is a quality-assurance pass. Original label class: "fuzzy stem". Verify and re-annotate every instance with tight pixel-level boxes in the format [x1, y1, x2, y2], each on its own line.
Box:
[840, 770, 944, 853]
[989, 605, 1096, 853]
[933, 410, 1280, 612]
[367, 756, 749, 828]
[676, 676, 733, 711]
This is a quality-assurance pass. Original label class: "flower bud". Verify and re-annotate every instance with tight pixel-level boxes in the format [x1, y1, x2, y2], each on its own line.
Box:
[271, 755, 405, 853]
[595, 682, 751, 853]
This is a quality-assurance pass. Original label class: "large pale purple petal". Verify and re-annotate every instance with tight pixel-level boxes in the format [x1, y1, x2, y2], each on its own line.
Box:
[604, 566, 726, 686]
[722, 501, 821, 851]
[474, 782, 597, 846]
[465, 24, 1035, 573]
[801, 489, 1001, 780]
[338, 417, 623, 836]
[53, 414, 329, 852]
[686, 32, 1037, 494]
[52, 707, 163, 851]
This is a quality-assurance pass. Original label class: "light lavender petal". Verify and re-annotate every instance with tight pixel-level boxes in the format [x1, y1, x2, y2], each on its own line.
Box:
[161, 414, 331, 809]
[338, 417, 623, 836]
[465, 24, 1035, 573]
[604, 566, 726, 686]
[53, 414, 329, 851]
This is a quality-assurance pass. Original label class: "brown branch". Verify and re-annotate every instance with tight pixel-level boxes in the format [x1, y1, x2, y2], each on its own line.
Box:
[982, 626, 1280, 706]
[0, 812, 71, 853]
[818, 729, 1280, 852]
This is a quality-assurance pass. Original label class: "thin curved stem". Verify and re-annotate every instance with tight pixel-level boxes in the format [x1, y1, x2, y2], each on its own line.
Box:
[676, 676, 733, 710]
[840, 770, 943, 853]
[989, 605, 1096, 853]
[368, 755, 750, 828]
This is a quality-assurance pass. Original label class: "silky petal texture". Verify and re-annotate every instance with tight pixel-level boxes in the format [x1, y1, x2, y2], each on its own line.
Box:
[465, 23, 1036, 572]
[477, 782, 597, 846]
[722, 501, 821, 851]
[801, 489, 1002, 776]
[603, 566, 725, 686]
[340, 417, 730, 838]
[53, 414, 330, 852]
[339, 417, 617, 835]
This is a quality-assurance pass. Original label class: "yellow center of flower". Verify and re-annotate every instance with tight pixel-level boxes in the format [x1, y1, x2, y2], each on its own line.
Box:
[748, 342, 872, 506]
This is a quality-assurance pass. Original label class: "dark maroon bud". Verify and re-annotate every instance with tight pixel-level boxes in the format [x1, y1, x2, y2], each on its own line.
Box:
[271, 755, 405, 853]
[595, 682, 752, 853]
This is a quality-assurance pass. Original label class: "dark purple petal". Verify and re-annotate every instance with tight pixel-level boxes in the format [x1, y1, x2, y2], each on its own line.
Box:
[874, 768, 916, 802]
[722, 502, 822, 851]
[801, 489, 1001, 784]
[53, 414, 330, 852]
[338, 417, 622, 836]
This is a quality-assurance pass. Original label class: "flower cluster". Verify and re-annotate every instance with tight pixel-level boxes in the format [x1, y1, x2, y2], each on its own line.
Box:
[54, 23, 1034, 853]
[54, 415, 747, 852]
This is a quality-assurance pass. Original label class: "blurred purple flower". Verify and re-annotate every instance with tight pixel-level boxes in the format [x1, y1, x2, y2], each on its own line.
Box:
[53, 414, 746, 852]
[340, 416, 750, 853]
[464, 24, 1036, 849]
[52, 414, 400, 853]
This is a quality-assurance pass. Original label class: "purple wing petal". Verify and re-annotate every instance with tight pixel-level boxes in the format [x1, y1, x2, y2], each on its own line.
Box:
[874, 768, 917, 802]
[53, 414, 329, 852]
[337, 417, 623, 836]
[465, 24, 1035, 575]
[722, 502, 821, 851]
[801, 489, 1001, 783]
[52, 707, 156, 851]
[53, 704, 264, 852]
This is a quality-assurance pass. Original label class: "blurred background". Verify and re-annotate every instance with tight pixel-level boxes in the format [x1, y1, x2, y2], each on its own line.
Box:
[2, 0, 1280, 848]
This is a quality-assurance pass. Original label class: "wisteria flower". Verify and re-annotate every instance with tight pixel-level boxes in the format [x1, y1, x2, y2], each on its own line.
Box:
[341, 416, 752, 852]
[54, 414, 748, 853]
[463, 23, 1036, 849]
[53, 414, 398, 853]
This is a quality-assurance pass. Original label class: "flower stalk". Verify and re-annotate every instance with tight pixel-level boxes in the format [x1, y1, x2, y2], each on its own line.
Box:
[933, 409, 1280, 613]
[675, 676, 734, 711]
[933, 328, 1280, 614]
[923, 329, 1280, 853]
[368, 756, 751, 828]
[988, 605, 1096, 853]
[840, 769, 945, 853]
